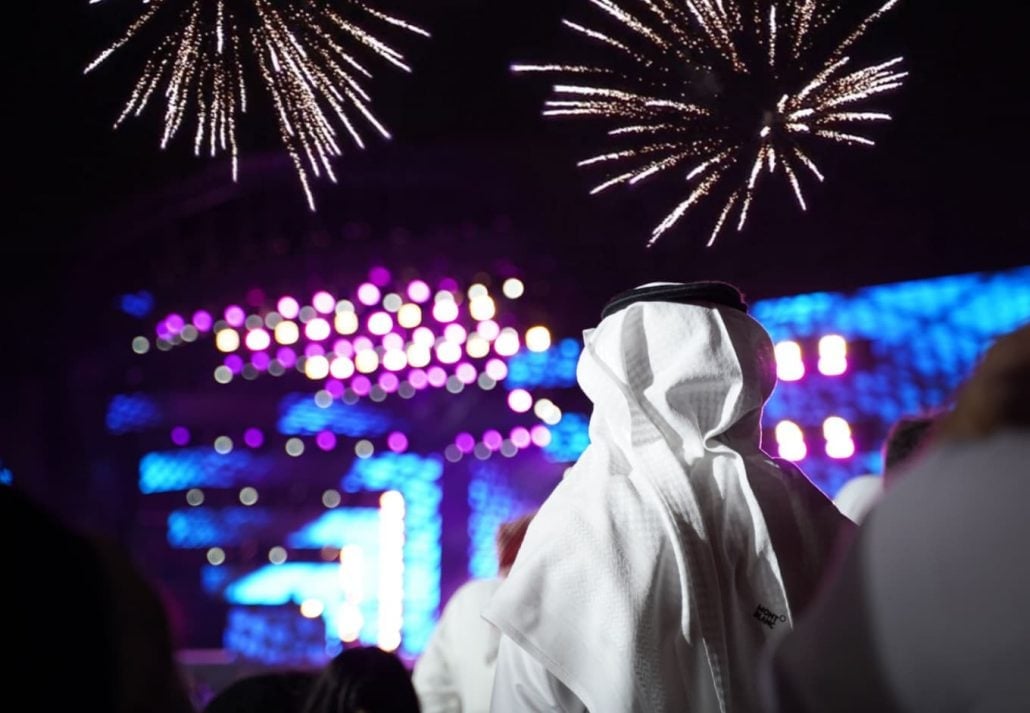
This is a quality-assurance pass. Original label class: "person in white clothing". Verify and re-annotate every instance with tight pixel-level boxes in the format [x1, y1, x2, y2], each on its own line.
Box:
[413, 512, 535, 713]
[484, 281, 852, 713]
[761, 322, 1030, 713]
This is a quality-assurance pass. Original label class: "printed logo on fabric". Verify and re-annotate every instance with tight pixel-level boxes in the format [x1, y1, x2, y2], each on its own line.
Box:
[753, 604, 787, 629]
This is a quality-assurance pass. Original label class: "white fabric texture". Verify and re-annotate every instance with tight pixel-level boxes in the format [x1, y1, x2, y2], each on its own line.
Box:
[833, 474, 883, 524]
[491, 635, 587, 713]
[484, 299, 810, 713]
[764, 430, 1030, 712]
[413, 577, 505, 713]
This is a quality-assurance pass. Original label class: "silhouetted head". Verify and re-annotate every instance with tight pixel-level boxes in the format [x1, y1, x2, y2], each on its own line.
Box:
[204, 670, 316, 713]
[301, 646, 419, 713]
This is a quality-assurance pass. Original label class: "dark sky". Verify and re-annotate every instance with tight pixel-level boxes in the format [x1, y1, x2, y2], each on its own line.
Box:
[9, 0, 1030, 295]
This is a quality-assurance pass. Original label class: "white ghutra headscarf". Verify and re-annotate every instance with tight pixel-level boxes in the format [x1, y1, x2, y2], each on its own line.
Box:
[484, 283, 843, 713]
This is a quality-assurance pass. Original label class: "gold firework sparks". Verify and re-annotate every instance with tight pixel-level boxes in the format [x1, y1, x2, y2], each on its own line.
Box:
[514, 0, 906, 246]
[86, 0, 429, 210]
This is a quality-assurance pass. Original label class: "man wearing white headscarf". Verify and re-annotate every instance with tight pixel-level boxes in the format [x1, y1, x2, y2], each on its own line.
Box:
[484, 281, 851, 713]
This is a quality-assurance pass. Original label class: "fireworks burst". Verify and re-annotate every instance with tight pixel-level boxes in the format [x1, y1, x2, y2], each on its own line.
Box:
[86, 0, 429, 209]
[514, 0, 906, 246]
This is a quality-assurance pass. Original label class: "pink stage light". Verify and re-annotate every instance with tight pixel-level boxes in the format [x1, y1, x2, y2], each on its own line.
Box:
[251, 352, 270, 371]
[774, 341, 805, 382]
[312, 291, 336, 314]
[382, 333, 404, 351]
[166, 314, 185, 333]
[277, 297, 300, 319]
[333, 339, 354, 358]
[224, 354, 244, 373]
[156, 322, 171, 339]
[245, 328, 271, 351]
[485, 358, 508, 381]
[369, 266, 392, 286]
[407, 280, 431, 304]
[444, 323, 467, 343]
[427, 366, 447, 388]
[357, 283, 381, 306]
[378, 373, 400, 393]
[305, 318, 331, 341]
[455, 432, 475, 453]
[243, 428, 265, 448]
[225, 305, 246, 327]
[408, 369, 428, 389]
[351, 376, 372, 396]
[510, 426, 531, 449]
[192, 310, 213, 332]
[476, 319, 500, 341]
[439, 277, 459, 292]
[316, 431, 337, 451]
[483, 429, 503, 451]
[353, 336, 374, 352]
[387, 431, 408, 453]
[276, 347, 297, 368]
[170, 426, 191, 446]
[455, 362, 477, 384]
[304, 343, 326, 358]
[325, 379, 345, 398]
[530, 425, 552, 447]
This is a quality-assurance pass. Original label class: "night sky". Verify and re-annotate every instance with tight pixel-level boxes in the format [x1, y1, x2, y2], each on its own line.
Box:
[4, 1, 1030, 514]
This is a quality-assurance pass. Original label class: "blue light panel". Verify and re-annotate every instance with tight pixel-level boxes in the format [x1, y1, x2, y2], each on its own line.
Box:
[139, 448, 276, 493]
[168, 507, 279, 547]
[542, 412, 590, 464]
[341, 453, 443, 655]
[505, 338, 581, 389]
[106, 394, 163, 434]
[277, 393, 394, 436]
[223, 605, 328, 667]
[467, 460, 539, 579]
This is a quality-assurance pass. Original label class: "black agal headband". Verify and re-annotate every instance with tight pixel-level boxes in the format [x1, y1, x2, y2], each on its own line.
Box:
[600, 281, 748, 321]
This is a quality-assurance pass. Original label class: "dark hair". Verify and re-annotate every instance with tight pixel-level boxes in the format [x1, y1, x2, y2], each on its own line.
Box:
[300, 647, 420, 713]
[600, 281, 748, 320]
[882, 414, 939, 484]
[204, 670, 316, 713]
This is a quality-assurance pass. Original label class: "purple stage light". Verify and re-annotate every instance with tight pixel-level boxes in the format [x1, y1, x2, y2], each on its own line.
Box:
[352, 376, 372, 396]
[224, 354, 245, 373]
[277, 296, 300, 319]
[357, 283, 381, 306]
[439, 277, 459, 292]
[353, 336, 374, 352]
[277, 347, 297, 368]
[166, 314, 185, 333]
[192, 310, 213, 332]
[483, 429, 503, 451]
[325, 379, 345, 398]
[510, 426, 531, 449]
[225, 305, 246, 327]
[485, 358, 508, 381]
[304, 343, 326, 358]
[408, 369, 428, 389]
[243, 428, 265, 448]
[530, 425, 552, 447]
[246, 288, 265, 306]
[427, 366, 447, 388]
[379, 373, 400, 393]
[333, 339, 354, 358]
[382, 333, 404, 351]
[312, 291, 336, 314]
[455, 362, 477, 384]
[387, 431, 408, 453]
[369, 266, 392, 286]
[316, 431, 337, 451]
[407, 280, 430, 303]
[251, 352, 271, 371]
[170, 426, 191, 446]
[455, 432, 475, 454]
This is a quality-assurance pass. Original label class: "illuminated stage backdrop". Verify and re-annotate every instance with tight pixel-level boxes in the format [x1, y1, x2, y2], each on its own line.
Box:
[109, 265, 1028, 663]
